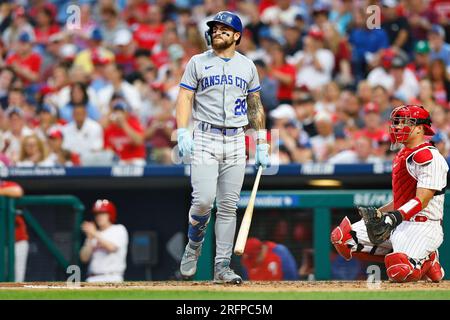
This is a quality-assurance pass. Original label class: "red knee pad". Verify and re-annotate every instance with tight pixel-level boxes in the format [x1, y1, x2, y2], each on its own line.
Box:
[422, 251, 445, 283]
[331, 217, 353, 260]
[385, 252, 421, 282]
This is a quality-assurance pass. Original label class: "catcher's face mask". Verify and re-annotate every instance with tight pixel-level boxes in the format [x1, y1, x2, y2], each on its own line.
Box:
[389, 105, 434, 150]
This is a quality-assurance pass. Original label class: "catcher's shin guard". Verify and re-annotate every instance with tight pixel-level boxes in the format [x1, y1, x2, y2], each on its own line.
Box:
[385, 252, 421, 282]
[331, 217, 353, 260]
[421, 251, 445, 282]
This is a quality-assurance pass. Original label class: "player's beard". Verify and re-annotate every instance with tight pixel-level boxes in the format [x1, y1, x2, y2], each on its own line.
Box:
[212, 36, 235, 50]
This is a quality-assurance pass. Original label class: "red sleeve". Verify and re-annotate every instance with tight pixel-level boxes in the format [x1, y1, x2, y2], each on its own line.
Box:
[30, 54, 42, 73]
[104, 127, 112, 149]
[128, 116, 144, 133]
[339, 40, 351, 60]
[71, 153, 81, 166]
[0, 181, 21, 189]
[5, 55, 16, 65]
[15, 216, 29, 242]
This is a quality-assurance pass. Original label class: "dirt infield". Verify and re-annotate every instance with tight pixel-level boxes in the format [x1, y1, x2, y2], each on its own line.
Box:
[1, 280, 450, 292]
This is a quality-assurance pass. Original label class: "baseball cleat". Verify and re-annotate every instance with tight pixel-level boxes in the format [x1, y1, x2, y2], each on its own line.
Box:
[180, 243, 202, 280]
[213, 260, 243, 285]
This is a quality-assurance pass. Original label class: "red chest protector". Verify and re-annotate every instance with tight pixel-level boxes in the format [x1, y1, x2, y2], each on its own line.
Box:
[392, 142, 433, 209]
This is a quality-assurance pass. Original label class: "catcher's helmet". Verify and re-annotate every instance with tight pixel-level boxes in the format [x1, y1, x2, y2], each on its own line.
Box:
[389, 105, 434, 148]
[205, 11, 243, 45]
[92, 199, 117, 223]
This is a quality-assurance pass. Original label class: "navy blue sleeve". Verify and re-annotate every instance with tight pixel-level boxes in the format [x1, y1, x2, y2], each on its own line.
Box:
[272, 245, 299, 280]
[378, 29, 390, 49]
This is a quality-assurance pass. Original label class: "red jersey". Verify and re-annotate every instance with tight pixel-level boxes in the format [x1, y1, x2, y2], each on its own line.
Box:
[6, 52, 42, 85]
[133, 23, 165, 51]
[34, 25, 60, 46]
[430, 0, 450, 19]
[146, 116, 176, 148]
[242, 242, 283, 281]
[15, 216, 29, 242]
[104, 116, 146, 161]
[0, 180, 28, 241]
[151, 50, 169, 69]
[272, 63, 296, 102]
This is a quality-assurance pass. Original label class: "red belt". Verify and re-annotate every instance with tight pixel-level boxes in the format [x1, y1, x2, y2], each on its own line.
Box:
[412, 215, 428, 222]
[411, 215, 443, 225]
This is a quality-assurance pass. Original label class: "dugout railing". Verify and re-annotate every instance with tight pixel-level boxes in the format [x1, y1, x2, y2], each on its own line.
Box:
[0, 195, 84, 282]
[195, 190, 450, 281]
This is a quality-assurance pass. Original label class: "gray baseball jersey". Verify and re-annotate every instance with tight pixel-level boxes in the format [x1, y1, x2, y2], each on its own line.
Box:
[180, 49, 261, 127]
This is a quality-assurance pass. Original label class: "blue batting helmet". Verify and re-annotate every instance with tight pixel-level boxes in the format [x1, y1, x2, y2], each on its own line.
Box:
[205, 11, 243, 45]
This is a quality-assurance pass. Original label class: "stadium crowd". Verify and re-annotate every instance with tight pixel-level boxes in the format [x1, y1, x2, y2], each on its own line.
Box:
[0, 0, 449, 167]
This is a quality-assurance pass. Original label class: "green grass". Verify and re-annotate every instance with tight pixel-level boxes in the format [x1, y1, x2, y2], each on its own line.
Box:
[1, 290, 450, 300]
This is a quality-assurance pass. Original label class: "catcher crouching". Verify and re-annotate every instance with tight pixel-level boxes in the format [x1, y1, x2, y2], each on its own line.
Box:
[331, 105, 448, 283]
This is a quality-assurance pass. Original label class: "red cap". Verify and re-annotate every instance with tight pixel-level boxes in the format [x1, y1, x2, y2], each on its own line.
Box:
[308, 27, 324, 41]
[47, 128, 63, 139]
[381, 48, 396, 69]
[244, 238, 262, 260]
[364, 102, 380, 114]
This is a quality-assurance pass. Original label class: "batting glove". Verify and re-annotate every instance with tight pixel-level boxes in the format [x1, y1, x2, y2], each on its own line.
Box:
[177, 128, 193, 157]
[255, 143, 270, 169]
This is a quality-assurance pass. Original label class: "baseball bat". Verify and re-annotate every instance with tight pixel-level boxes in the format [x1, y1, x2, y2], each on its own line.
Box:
[234, 166, 263, 255]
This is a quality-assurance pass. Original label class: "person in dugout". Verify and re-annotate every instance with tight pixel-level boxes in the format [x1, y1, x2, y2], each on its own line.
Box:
[80, 199, 129, 282]
[0, 180, 28, 282]
[241, 237, 299, 281]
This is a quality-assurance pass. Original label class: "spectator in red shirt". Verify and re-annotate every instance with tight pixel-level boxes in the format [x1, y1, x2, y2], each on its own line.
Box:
[33, 6, 60, 48]
[241, 237, 299, 281]
[132, 5, 165, 51]
[6, 32, 41, 86]
[268, 40, 296, 104]
[0, 180, 28, 282]
[112, 29, 137, 77]
[122, 0, 151, 26]
[144, 93, 176, 164]
[104, 98, 146, 165]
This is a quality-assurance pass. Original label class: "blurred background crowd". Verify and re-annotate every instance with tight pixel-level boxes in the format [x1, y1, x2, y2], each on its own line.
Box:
[0, 0, 449, 167]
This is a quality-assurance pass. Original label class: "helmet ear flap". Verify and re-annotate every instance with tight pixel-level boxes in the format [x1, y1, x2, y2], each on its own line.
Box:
[205, 28, 212, 46]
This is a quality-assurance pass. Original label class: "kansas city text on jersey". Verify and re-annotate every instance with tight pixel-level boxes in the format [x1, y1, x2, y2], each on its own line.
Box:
[200, 74, 249, 92]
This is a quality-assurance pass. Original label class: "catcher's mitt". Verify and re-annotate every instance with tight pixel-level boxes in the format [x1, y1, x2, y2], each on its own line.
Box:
[357, 207, 401, 245]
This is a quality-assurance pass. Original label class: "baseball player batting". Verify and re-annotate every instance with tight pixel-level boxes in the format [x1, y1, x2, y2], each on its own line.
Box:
[331, 105, 448, 282]
[176, 11, 270, 284]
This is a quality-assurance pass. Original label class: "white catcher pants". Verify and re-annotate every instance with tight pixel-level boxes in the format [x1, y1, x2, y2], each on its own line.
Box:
[352, 219, 443, 261]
